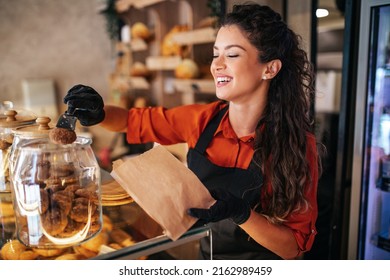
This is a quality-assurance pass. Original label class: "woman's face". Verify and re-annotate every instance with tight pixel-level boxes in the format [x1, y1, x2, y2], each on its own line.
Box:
[210, 25, 267, 104]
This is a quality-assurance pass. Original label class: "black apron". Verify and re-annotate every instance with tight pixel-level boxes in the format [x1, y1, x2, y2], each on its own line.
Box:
[187, 106, 281, 260]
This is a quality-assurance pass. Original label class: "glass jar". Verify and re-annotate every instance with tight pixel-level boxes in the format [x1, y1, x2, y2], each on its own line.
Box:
[0, 109, 36, 193]
[11, 136, 102, 248]
[9, 116, 52, 176]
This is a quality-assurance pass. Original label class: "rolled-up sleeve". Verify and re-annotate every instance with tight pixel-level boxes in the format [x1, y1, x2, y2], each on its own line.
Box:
[284, 133, 319, 253]
[126, 102, 223, 147]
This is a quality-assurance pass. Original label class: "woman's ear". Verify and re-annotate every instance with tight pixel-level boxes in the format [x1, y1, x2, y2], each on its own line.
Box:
[265, 59, 282, 79]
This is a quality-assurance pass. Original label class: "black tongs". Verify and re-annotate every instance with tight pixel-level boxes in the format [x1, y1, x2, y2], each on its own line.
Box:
[55, 105, 86, 131]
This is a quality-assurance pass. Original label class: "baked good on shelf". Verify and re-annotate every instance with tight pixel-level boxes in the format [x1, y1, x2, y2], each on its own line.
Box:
[175, 59, 200, 79]
[161, 25, 189, 57]
[130, 62, 150, 77]
[131, 22, 150, 40]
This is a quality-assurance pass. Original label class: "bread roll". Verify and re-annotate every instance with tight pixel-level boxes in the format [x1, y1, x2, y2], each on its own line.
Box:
[131, 22, 150, 40]
[33, 247, 65, 257]
[80, 231, 109, 253]
[1, 240, 27, 260]
[161, 25, 189, 57]
[175, 59, 199, 79]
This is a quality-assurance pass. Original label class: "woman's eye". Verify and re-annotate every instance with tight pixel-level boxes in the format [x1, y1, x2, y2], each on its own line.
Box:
[227, 54, 239, 58]
[212, 54, 219, 59]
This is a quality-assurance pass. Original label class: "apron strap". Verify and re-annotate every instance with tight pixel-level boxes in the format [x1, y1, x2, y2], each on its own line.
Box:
[194, 106, 229, 154]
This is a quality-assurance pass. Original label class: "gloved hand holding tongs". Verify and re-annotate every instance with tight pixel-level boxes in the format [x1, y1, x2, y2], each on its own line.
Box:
[56, 84, 105, 130]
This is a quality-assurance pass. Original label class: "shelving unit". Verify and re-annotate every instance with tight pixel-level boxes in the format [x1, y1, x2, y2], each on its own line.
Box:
[112, 0, 217, 108]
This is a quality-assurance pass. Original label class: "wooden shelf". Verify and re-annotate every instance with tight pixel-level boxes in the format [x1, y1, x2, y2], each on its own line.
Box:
[116, 0, 213, 108]
[173, 79, 214, 93]
[146, 56, 182, 71]
[171, 27, 216, 45]
[130, 38, 148, 52]
[173, 79, 215, 104]
[117, 0, 166, 10]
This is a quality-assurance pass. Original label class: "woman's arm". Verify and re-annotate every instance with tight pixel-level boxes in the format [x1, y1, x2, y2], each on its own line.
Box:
[240, 211, 299, 259]
[99, 105, 129, 132]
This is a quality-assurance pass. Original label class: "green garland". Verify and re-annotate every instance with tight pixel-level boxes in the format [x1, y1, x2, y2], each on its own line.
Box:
[207, 0, 221, 16]
[207, 0, 225, 27]
[100, 0, 121, 41]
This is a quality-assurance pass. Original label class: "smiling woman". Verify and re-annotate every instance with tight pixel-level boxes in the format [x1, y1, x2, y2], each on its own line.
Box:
[57, 3, 322, 260]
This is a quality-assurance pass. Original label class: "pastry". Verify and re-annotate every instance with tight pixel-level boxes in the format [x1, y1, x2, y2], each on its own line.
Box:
[55, 253, 85, 260]
[49, 127, 77, 145]
[75, 188, 99, 204]
[108, 243, 122, 250]
[59, 218, 85, 237]
[0, 240, 27, 260]
[52, 190, 73, 215]
[110, 228, 136, 247]
[175, 59, 199, 79]
[73, 245, 97, 258]
[39, 189, 49, 214]
[130, 62, 150, 77]
[33, 247, 65, 257]
[0, 201, 14, 217]
[80, 231, 109, 253]
[161, 25, 189, 57]
[89, 218, 102, 232]
[69, 197, 97, 223]
[19, 250, 39, 260]
[41, 207, 68, 236]
[102, 215, 113, 232]
[131, 22, 150, 40]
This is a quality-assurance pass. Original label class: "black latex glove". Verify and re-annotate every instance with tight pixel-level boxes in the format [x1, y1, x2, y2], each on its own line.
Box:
[188, 189, 251, 225]
[63, 84, 105, 126]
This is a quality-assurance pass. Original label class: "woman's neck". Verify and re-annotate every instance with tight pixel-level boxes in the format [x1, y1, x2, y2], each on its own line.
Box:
[228, 102, 265, 138]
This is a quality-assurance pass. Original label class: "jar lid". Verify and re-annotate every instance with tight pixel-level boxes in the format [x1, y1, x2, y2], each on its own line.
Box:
[0, 110, 37, 128]
[12, 116, 53, 137]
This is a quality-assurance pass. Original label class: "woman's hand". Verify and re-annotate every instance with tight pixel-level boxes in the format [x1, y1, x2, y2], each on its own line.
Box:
[188, 189, 251, 225]
[64, 84, 105, 126]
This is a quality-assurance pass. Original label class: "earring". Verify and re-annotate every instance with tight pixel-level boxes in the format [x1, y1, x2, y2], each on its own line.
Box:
[262, 75, 267, 80]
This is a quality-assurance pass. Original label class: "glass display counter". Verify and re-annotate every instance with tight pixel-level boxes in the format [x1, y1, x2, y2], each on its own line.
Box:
[1, 191, 210, 260]
[93, 224, 210, 260]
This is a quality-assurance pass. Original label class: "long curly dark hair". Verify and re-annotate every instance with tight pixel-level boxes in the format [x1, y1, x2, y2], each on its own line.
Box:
[221, 3, 318, 222]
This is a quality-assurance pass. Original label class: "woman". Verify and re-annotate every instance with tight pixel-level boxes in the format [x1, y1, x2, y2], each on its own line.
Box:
[63, 3, 321, 260]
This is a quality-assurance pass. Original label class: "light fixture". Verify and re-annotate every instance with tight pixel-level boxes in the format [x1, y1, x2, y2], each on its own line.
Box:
[316, 8, 329, 18]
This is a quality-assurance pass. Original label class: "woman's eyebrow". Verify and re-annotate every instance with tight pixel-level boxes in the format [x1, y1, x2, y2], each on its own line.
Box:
[213, 44, 247, 51]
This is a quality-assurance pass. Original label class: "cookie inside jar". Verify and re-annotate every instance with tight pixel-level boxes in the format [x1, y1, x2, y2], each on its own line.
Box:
[10, 136, 102, 248]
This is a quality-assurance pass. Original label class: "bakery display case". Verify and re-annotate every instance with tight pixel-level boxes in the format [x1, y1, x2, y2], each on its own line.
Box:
[0, 196, 210, 260]
[1, 168, 211, 260]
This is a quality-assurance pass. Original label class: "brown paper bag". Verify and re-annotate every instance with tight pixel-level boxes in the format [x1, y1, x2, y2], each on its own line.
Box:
[110, 145, 215, 240]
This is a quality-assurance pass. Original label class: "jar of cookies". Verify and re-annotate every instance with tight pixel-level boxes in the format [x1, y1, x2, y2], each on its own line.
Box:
[10, 136, 102, 248]
[0, 109, 36, 193]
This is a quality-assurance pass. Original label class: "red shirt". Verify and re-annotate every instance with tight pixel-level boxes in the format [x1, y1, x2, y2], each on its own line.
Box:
[127, 101, 318, 253]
